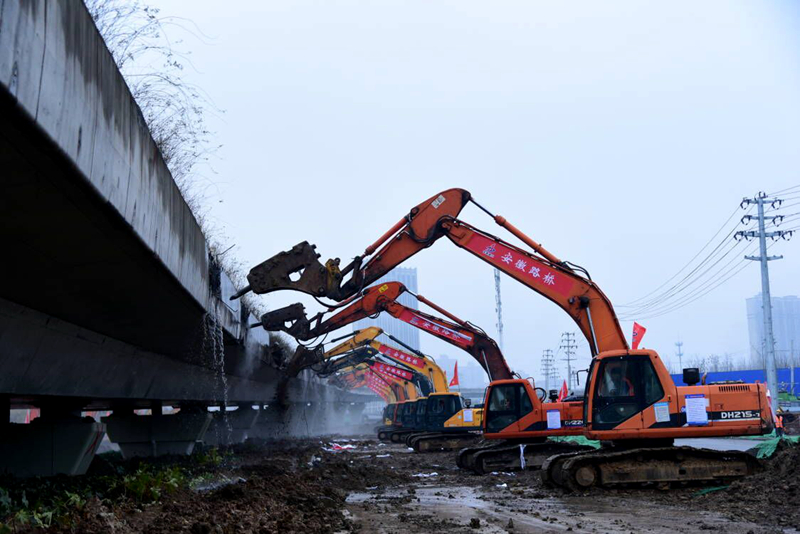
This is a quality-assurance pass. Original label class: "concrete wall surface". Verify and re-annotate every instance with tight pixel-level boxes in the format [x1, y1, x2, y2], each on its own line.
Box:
[0, 0, 372, 408]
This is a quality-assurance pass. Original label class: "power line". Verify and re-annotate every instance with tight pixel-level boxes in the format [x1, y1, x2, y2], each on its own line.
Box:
[619, 204, 746, 307]
[619, 238, 756, 319]
[617, 191, 800, 320]
[766, 183, 800, 196]
[630, 240, 762, 320]
[619, 209, 754, 313]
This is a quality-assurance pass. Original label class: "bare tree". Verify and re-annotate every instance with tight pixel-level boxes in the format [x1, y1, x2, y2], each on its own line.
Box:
[84, 0, 289, 355]
[84, 0, 219, 229]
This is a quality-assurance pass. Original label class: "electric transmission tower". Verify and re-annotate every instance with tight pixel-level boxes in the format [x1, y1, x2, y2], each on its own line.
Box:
[560, 332, 578, 391]
[541, 349, 557, 391]
[494, 269, 504, 351]
[675, 341, 684, 372]
[735, 192, 793, 404]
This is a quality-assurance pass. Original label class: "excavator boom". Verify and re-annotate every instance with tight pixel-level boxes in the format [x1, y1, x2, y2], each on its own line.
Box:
[324, 326, 450, 394]
[234, 189, 472, 301]
[259, 281, 513, 381]
[237, 189, 627, 355]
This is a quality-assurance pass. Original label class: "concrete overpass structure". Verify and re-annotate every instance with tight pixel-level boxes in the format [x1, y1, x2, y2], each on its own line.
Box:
[0, 0, 374, 477]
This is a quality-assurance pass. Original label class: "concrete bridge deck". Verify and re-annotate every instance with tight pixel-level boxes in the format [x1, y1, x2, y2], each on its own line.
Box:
[0, 0, 373, 476]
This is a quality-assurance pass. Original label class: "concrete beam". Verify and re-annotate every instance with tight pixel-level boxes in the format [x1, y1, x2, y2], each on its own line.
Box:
[103, 411, 212, 459]
[0, 297, 369, 406]
[0, 417, 105, 477]
[203, 407, 260, 447]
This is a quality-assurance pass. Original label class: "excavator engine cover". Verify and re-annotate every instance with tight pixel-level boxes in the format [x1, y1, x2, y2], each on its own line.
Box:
[246, 241, 337, 297]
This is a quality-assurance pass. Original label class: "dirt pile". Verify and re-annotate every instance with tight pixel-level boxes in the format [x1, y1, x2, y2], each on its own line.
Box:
[699, 440, 800, 528]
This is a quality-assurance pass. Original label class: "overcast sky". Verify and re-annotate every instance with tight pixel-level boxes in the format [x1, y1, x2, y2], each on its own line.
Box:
[151, 0, 800, 383]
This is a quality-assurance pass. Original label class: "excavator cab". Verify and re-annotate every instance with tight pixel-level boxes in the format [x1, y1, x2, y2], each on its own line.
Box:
[585, 353, 666, 432]
[414, 397, 429, 430]
[400, 400, 419, 429]
[393, 401, 408, 428]
[482, 379, 584, 439]
[424, 393, 462, 430]
[383, 403, 398, 426]
[485, 381, 534, 434]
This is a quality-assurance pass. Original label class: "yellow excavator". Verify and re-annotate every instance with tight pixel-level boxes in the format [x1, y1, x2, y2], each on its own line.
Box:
[323, 356, 426, 438]
[320, 327, 484, 450]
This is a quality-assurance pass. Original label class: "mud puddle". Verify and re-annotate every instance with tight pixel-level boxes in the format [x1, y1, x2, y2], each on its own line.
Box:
[346, 480, 779, 533]
[344, 440, 791, 534]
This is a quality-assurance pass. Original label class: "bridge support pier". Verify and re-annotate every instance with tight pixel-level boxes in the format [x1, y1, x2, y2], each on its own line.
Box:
[202, 406, 260, 447]
[0, 415, 105, 478]
[248, 405, 287, 440]
[1, 396, 8, 424]
[103, 409, 212, 459]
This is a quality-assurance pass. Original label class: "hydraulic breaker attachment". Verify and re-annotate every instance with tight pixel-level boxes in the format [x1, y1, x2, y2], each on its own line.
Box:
[285, 345, 325, 377]
[231, 241, 343, 300]
[257, 303, 312, 339]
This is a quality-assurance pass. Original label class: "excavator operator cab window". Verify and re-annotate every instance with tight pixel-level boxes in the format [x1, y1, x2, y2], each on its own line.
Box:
[485, 383, 533, 433]
[395, 404, 406, 425]
[592, 356, 665, 429]
[428, 396, 459, 417]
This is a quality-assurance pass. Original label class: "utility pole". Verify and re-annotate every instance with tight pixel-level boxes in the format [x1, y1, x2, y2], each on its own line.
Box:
[494, 269, 504, 351]
[560, 332, 578, 391]
[675, 341, 684, 372]
[736, 192, 793, 407]
[541, 349, 556, 391]
[789, 339, 794, 395]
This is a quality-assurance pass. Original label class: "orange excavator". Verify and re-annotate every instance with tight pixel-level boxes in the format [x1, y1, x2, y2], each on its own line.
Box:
[235, 188, 774, 488]
[255, 281, 590, 461]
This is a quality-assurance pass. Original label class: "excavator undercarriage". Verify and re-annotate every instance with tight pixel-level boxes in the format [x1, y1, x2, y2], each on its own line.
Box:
[404, 431, 482, 452]
[541, 445, 762, 490]
[457, 439, 595, 475]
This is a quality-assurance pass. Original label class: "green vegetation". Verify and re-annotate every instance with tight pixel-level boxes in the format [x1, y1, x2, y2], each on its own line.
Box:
[0, 447, 226, 532]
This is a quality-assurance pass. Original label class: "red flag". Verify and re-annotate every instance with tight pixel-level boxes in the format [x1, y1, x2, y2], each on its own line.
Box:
[632, 322, 646, 350]
[449, 361, 459, 387]
[557, 380, 568, 401]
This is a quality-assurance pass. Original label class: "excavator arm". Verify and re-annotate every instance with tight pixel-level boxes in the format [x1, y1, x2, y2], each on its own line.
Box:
[317, 345, 429, 398]
[325, 326, 450, 394]
[331, 366, 403, 402]
[259, 281, 514, 381]
[233, 189, 472, 301]
[236, 188, 627, 355]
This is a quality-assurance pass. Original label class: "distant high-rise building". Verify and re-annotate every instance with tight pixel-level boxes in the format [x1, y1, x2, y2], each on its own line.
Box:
[353, 267, 420, 351]
[747, 294, 800, 366]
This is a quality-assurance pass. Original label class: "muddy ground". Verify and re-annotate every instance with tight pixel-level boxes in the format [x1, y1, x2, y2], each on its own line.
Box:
[1, 437, 798, 533]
